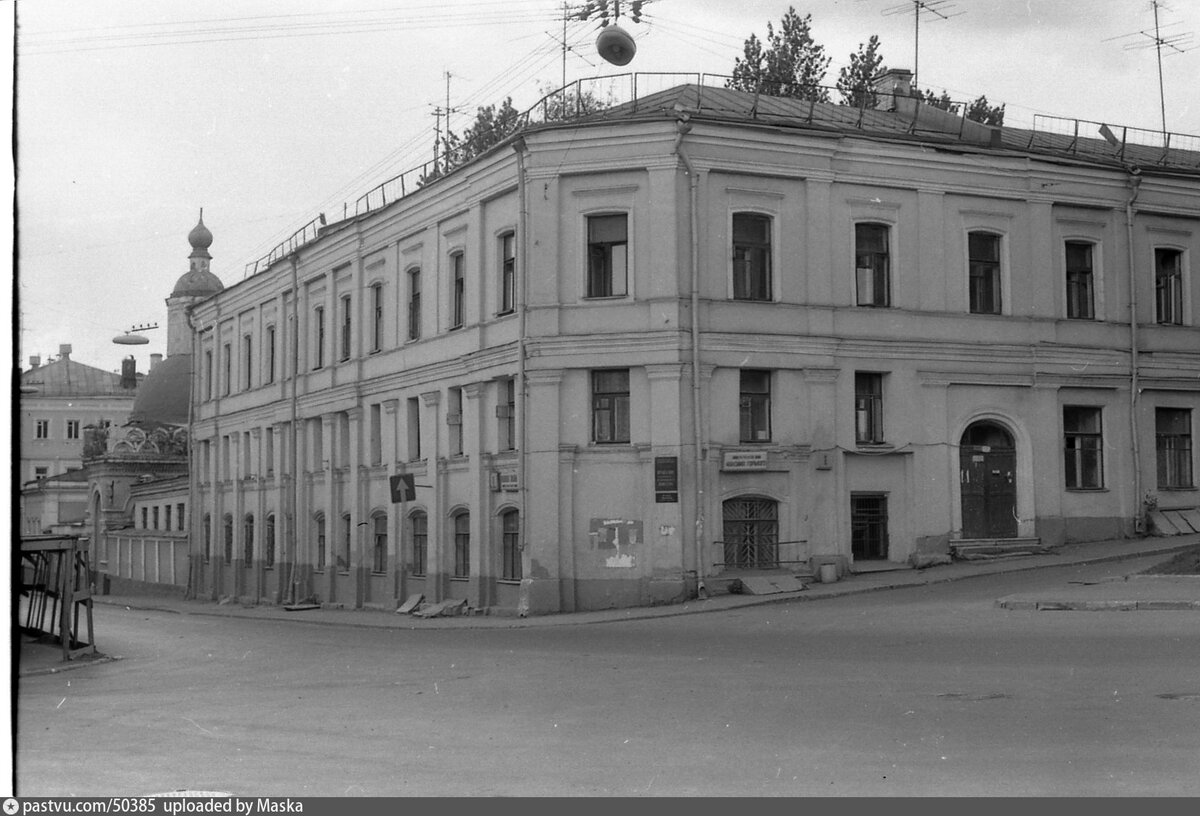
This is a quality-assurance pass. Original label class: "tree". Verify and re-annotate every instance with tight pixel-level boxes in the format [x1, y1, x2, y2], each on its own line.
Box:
[728, 7, 831, 101]
[964, 95, 1005, 126]
[443, 97, 523, 165]
[531, 81, 614, 123]
[922, 89, 958, 114]
[837, 35, 886, 108]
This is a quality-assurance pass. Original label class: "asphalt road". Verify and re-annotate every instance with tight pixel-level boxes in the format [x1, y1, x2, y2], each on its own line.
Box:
[15, 558, 1200, 797]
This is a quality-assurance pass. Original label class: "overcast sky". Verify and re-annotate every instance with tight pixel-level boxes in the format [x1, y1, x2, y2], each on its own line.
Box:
[13, 0, 1200, 374]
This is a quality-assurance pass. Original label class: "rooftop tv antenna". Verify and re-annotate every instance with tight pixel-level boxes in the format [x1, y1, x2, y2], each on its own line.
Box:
[881, 0, 963, 89]
[431, 71, 462, 174]
[1105, 0, 1195, 138]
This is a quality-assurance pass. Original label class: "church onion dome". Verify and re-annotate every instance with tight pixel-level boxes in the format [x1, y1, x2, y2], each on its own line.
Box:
[188, 211, 213, 252]
[127, 353, 192, 427]
[170, 267, 224, 298]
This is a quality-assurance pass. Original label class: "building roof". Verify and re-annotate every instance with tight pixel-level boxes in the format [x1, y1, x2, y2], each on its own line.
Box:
[20, 356, 136, 398]
[127, 353, 192, 427]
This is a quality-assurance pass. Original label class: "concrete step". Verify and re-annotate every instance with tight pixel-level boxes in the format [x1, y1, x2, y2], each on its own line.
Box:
[951, 538, 1050, 559]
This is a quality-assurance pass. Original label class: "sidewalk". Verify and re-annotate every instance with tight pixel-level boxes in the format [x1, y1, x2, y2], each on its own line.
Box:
[17, 535, 1200, 676]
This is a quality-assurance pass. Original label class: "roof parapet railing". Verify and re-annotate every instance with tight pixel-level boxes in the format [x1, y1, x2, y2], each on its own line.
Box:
[242, 213, 326, 278]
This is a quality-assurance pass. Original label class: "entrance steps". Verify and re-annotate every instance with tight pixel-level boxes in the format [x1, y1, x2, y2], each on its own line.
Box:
[708, 568, 815, 596]
[950, 538, 1049, 560]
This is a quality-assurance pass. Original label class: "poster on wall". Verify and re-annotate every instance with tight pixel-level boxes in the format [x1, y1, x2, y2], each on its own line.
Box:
[588, 518, 643, 568]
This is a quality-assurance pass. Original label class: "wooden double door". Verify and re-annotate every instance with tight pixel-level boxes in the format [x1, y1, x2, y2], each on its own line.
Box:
[960, 422, 1017, 539]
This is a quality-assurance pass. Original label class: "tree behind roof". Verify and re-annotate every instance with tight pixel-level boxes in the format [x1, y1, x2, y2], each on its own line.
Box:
[727, 7, 831, 101]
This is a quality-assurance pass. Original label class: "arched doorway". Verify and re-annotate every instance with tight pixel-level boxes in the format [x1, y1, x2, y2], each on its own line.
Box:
[722, 497, 779, 569]
[959, 421, 1017, 538]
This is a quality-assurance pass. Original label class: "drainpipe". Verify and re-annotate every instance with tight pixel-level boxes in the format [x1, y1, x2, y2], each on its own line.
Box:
[673, 114, 706, 598]
[1125, 168, 1144, 533]
[512, 136, 530, 602]
[287, 255, 302, 604]
[185, 307, 198, 600]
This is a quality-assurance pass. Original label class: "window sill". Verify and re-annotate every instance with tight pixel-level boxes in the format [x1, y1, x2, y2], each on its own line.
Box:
[855, 442, 892, 450]
[582, 295, 629, 302]
[1157, 486, 1198, 492]
[1065, 487, 1108, 493]
[495, 310, 515, 318]
[731, 297, 774, 304]
[498, 579, 522, 586]
[450, 576, 469, 582]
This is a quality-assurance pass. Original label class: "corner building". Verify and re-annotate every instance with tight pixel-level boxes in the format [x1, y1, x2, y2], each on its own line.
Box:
[189, 79, 1200, 615]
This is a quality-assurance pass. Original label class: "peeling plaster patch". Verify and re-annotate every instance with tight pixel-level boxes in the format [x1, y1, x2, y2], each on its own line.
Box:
[605, 553, 636, 568]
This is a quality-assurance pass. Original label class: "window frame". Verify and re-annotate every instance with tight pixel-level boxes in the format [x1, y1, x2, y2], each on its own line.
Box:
[591, 369, 631, 445]
[265, 513, 276, 569]
[1064, 240, 1096, 320]
[372, 513, 388, 574]
[339, 512, 352, 573]
[313, 306, 326, 369]
[1063, 405, 1104, 489]
[967, 230, 1003, 315]
[854, 372, 885, 445]
[66, 419, 80, 440]
[243, 514, 255, 564]
[1156, 407, 1194, 489]
[222, 342, 232, 395]
[738, 369, 772, 443]
[854, 222, 891, 308]
[501, 509, 521, 581]
[731, 212, 773, 302]
[407, 268, 422, 341]
[585, 213, 629, 299]
[265, 325, 277, 383]
[1154, 247, 1185, 325]
[452, 511, 470, 579]
[370, 282, 384, 352]
[450, 251, 465, 330]
[410, 511, 428, 577]
[314, 513, 327, 572]
[340, 294, 353, 361]
[499, 232, 516, 315]
[35, 419, 50, 439]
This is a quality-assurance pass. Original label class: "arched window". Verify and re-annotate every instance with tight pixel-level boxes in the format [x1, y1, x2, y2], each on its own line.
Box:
[372, 513, 387, 574]
[501, 509, 521, 581]
[265, 514, 276, 568]
[243, 514, 255, 564]
[222, 514, 234, 565]
[453, 511, 470, 578]
[202, 513, 212, 563]
[314, 513, 326, 571]
[410, 511, 427, 576]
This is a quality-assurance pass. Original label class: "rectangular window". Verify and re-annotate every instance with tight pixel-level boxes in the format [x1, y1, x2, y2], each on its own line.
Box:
[339, 514, 351, 572]
[448, 386, 464, 456]
[164, 505, 172, 530]
[450, 252, 465, 329]
[371, 283, 384, 352]
[850, 494, 889, 560]
[408, 269, 422, 340]
[1065, 241, 1095, 320]
[152, 506, 160, 530]
[264, 426, 274, 476]
[453, 512, 470, 578]
[369, 403, 382, 467]
[340, 294, 352, 361]
[176, 504, 185, 531]
[1156, 408, 1194, 489]
[586, 214, 628, 298]
[411, 513, 427, 576]
[222, 343, 232, 395]
[242, 334, 253, 390]
[968, 232, 1002, 314]
[855, 223, 890, 307]
[407, 397, 422, 460]
[855, 372, 885, 444]
[66, 420, 80, 440]
[1064, 406, 1103, 489]
[35, 466, 48, 479]
[592, 369, 631, 444]
[205, 350, 213, 400]
[499, 377, 516, 451]
[313, 306, 325, 369]
[732, 213, 771, 301]
[35, 419, 49, 439]
[739, 369, 772, 443]
[266, 326, 276, 383]
[500, 232, 516, 314]
[141, 508, 148, 529]
[316, 515, 326, 572]
[1155, 248, 1184, 325]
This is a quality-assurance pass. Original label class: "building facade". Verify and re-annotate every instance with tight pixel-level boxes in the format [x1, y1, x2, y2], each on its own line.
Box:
[187, 78, 1200, 615]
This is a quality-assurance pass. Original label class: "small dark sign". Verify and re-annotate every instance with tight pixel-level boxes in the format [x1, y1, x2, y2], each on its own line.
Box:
[389, 473, 416, 503]
[654, 456, 678, 503]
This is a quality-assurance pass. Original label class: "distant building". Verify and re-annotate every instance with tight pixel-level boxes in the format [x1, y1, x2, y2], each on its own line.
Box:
[183, 76, 1200, 613]
[18, 345, 141, 486]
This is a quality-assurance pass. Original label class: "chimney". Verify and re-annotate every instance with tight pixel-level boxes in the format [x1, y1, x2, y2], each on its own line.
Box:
[150, 353, 163, 370]
[873, 68, 914, 111]
[58, 343, 72, 360]
[28, 355, 40, 369]
[121, 356, 138, 389]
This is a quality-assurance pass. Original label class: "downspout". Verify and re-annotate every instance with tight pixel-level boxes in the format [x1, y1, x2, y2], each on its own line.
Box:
[185, 307, 198, 600]
[512, 135, 530, 608]
[287, 255, 301, 604]
[1125, 168, 1144, 533]
[673, 114, 706, 598]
